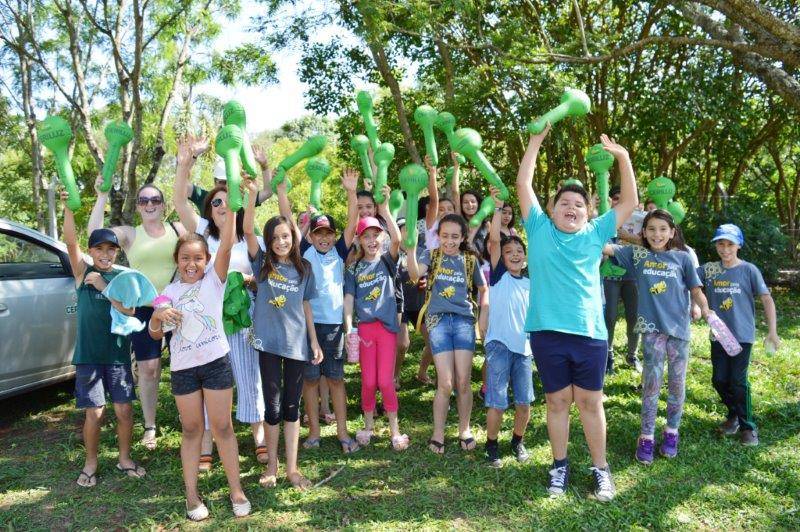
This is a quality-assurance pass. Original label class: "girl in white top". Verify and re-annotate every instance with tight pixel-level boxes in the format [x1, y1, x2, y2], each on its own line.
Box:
[173, 138, 269, 470]
[149, 160, 250, 520]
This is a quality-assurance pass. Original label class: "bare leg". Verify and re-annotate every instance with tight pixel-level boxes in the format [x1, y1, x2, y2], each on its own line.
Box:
[513, 404, 531, 437]
[302, 379, 321, 442]
[251, 421, 266, 447]
[417, 324, 434, 382]
[319, 377, 332, 418]
[113, 402, 142, 475]
[396, 320, 410, 383]
[78, 406, 104, 486]
[486, 407, 504, 440]
[138, 358, 161, 448]
[431, 351, 454, 448]
[545, 386, 574, 461]
[204, 387, 247, 504]
[574, 386, 608, 467]
[174, 391, 205, 509]
[328, 378, 351, 441]
[453, 349, 475, 445]
[283, 420, 309, 488]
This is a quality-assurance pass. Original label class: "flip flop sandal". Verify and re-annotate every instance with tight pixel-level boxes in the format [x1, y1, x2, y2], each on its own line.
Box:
[116, 462, 146, 478]
[391, 434, 410, 451]
[141, 426, 157, 451]
[355, 429, 373, 446]
[198, 454, 213, 472]
[259, 472, 277, 488]
[255, 445, 269, 463]
[459, 437, 476, 451]
[428, 439, 445, 455]
[76, 470, 97, 488]
[302, 438, 321, 450]
[339, 438, 360, 454]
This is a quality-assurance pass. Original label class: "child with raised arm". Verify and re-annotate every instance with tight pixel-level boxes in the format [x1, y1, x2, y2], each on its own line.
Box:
[699, 224, 780, 446]
[62, 191, 144, 489]
[244, 179, 323, 490]
[343, 186, 410, 451]
[148, 180, 249, 520]
[481, 187, 533, 467]
[406, 213, 488, 456]
[605, 210, 712, 464]
[517, 125, 638, 502]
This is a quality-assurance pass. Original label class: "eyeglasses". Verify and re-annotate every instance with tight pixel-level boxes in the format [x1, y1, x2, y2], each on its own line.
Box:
[137, 196, 163, 206]
[210, 198, 226, 208]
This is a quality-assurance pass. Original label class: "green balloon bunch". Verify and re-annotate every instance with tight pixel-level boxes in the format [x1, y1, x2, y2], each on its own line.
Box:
[100, 120, 133, 193]
[38, 116, 80, 211]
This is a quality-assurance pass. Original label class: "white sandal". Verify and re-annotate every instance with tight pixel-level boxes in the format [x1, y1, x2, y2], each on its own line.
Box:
[231, 497, 251, 518]
[186, 501, 209, 521]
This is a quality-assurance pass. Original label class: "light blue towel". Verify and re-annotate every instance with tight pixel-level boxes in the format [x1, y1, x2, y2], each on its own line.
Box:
[102, 270, 158, 338]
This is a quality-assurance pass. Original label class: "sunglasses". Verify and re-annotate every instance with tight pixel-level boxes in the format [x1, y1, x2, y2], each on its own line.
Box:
[137, 196, 163, 206]
[210, 198, 226, 208]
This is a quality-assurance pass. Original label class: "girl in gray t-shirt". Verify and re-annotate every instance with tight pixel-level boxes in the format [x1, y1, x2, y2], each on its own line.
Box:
[604, 210, 712, 464]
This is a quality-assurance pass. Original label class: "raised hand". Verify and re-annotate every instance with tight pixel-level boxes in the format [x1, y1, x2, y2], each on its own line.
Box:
[451, 151, 460, 169]
[489, 186, 503, 208]
[94, 176, 106, 195]
[253, 145, 269, 169]
[341, 168, 359, 193]
[380, 184, 391, 206]
[599, 134, 630, 161]
[529, 122, 551, 147]
[176, 134, 209, 167]
[423, 154, 436, 175]
[243, 178, 259, 196]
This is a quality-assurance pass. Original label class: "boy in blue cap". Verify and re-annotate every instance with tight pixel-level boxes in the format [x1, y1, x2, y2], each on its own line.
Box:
[698, 224, 780, 446]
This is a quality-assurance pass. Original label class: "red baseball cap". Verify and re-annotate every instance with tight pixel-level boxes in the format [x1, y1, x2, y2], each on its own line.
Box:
[356, 216, 384, 236]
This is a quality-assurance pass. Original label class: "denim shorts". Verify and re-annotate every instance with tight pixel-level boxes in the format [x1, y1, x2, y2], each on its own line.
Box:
[131, 306, 164, 361]
[170, 354, 234, 396]
[304, 323, 345, 380]
[484, 340, 534, 410]
[75, 363, 136, 408]
[530, 331, 607, 393]
[427, 313, 476, 355]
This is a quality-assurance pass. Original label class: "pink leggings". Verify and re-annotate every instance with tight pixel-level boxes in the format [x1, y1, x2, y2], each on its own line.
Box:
[359, 321, 399, 413]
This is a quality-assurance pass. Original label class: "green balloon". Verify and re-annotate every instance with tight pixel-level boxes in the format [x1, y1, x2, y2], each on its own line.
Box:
[350, 135, 374, 182]
[563, 178, 584, 188]
[666, 199, 686, 224]
[272, 135, 327, 193]
[444, 154, 466, 186]
[38, 116, 80, 211]
[356, 91, 380, 152]
[373, 142, 395, 204]
[453, 128, 509, 201]
[646, 176, 676, 210]
[223, 100, 259, 178]
[600, 260, 628, 277]
[527, 88, 591, 134]
[398, 163, 428, 248]
[389, 189, 404, 220]
[469, 197, 496, 228]
[585, 143, 615, 215]
[414, 104, 439, 166]
[215, 125, 244, 212]
[434, 111, 457, 150]
[100, 120, 133, 193]
[305, 156, 331, 210]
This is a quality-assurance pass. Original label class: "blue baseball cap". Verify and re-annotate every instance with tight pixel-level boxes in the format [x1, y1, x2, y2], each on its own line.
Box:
[711, 224, 744, 247]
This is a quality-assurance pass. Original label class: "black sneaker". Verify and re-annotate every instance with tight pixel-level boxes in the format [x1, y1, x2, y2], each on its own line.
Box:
[547, 464, 569, 496]
[485, 443, 501, 468]
[511, 441, 530, 463]
[589, 465, 616, 502]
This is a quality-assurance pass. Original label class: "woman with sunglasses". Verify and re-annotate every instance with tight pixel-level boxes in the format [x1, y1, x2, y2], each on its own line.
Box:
[88, 174, 187, 452]
[173, 136, 269, 470]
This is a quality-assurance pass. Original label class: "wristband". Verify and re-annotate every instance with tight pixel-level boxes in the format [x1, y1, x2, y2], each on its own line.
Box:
[147, 320, 161, 333]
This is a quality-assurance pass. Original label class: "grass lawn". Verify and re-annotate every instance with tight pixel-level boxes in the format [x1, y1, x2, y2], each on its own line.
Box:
[1, 288, 798, 530]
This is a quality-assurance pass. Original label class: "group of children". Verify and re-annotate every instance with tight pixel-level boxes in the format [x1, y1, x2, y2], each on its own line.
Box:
[63, 128, 780, 518]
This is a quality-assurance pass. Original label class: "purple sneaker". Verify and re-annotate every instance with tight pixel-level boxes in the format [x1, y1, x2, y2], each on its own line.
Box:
[660, 431, 679, 458]
[636, 437, 654, 464]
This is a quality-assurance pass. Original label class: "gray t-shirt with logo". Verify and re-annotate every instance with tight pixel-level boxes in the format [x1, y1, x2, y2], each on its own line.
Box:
[344, 253, 400, 333]
[250, 251, 316, 361]
[613, 245, 701, 341]
[698, 261, 769, 344]
[420, 250, 486, 318]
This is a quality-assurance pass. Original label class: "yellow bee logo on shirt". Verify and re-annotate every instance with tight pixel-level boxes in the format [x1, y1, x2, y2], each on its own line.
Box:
[649, 281, 667, 295]
[439, 286, 456, 298]
[720, 297, 733, 311]
[269, 295, 287, 308]
[365, 287, 382, 301]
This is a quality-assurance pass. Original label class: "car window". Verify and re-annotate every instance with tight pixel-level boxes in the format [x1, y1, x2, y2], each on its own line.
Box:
[0, 232, 68, 279]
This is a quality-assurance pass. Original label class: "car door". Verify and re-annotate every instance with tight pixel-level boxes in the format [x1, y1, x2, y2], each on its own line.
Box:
[0, 229, 77, 397]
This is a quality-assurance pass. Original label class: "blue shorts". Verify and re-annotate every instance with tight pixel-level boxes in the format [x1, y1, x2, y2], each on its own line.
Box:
[428, 313, 476, 355]
[304, 323, 345, 380]
[485, 340, 534, 410]
[170, 354, 234, 396]
[131, 306, 163, 361]
[530, 331, 607, 393]
[74, 363, 136, 408]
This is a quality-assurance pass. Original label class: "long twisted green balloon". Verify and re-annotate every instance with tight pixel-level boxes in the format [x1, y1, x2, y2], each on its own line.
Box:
[414, 104, 439, 166]
[350, 135, 374, 182]
[434, 111, 457, 150]
[38, 116, 80, 211]
[399, 164, 428, 248]
[453, 128, 509, 200]
[306, 156, 331, 210]
[469, 197, 496, 228]
[100, 120, 133, 193]
[356, 91, 380, 152]
[272, 135, 327, 193]
[215, 125, 244, 212]
[527, 88, 591, 134]
[373, 142, 395, 204]
[223, 100, 259, 178]
[389, 189, 404, 220]
[586, 143, 626, 277]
